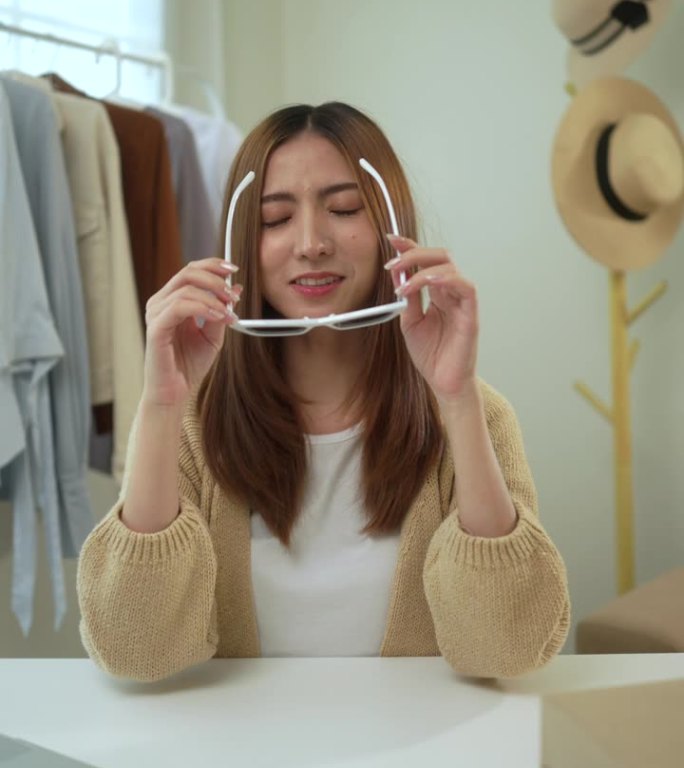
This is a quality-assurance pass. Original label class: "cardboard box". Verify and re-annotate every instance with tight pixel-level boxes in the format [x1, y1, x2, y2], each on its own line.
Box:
[542, 678, 684, 768]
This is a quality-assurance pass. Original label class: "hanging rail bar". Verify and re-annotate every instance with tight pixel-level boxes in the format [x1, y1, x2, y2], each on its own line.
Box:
[0, 20, 174, 99]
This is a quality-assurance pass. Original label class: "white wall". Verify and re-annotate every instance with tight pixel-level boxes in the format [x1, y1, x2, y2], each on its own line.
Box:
[165, 0, 283, 126]
[222, 0, 684, 651]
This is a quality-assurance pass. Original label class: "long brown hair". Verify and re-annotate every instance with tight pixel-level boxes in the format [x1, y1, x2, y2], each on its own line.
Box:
[197, 102, 443, 546]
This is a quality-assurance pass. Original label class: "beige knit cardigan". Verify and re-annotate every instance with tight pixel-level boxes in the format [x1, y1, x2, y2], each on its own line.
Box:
[77, 379, 570, 682]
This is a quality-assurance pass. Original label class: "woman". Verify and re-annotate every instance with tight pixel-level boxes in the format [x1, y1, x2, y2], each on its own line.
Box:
[77, 102, 570, 683]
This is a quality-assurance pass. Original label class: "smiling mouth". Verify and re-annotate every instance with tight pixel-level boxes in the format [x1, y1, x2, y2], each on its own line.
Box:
[291, 276, 344, 287]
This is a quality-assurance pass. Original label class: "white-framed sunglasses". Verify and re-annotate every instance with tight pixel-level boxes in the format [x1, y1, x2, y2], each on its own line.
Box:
[223, 157, 408, 337]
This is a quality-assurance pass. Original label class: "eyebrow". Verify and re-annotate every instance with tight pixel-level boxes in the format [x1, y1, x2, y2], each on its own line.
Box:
[261, 182, 359, 204]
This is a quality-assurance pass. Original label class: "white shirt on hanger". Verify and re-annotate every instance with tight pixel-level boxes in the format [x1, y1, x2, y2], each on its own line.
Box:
[174, 105, 243, 229]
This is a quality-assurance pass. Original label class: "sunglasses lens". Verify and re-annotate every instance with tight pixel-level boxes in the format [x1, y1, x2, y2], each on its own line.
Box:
[231, 324, 309, 337]
[333, 312, 395, 330]
[257, 326, 309, 337]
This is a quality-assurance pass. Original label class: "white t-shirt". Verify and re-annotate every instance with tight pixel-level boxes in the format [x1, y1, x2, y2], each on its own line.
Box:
[250, 425, 401, 657]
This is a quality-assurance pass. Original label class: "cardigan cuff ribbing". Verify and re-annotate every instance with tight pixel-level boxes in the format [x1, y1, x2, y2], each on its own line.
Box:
[91, 498, 209, 565]
[440, 505, 550, 569]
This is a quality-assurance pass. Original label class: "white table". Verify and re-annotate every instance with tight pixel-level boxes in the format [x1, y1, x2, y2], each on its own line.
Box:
[1, 654, 683, 768]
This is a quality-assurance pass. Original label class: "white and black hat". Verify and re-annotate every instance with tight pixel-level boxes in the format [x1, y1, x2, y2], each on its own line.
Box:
[552, 1, 672, 89]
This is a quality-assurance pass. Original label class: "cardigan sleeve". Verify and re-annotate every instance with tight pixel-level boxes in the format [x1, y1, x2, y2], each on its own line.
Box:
[77, 403, 219, 682]
[422, 382, 570, 678]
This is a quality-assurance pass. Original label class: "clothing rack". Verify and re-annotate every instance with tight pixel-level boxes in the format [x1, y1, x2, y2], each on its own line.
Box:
[0, 20, 174, 101]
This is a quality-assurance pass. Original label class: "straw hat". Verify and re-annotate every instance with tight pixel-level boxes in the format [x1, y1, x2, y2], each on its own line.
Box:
[551, 77, 684, 271]
[552, 0, 672, 89]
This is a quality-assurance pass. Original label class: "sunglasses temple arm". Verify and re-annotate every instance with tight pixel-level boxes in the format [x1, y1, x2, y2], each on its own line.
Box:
[224, 171, 256, 292]
[359, 158, 407, 287]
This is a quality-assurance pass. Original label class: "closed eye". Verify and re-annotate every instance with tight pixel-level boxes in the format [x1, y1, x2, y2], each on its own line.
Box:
[262, 217, 290, 229]
[331, 208, 362, 217]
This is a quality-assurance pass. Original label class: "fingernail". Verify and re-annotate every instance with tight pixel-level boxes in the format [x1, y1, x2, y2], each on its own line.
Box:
[426, 275, 443, 283]
[220, 262, 239, 272]
[395, 283, 408, 296]
[384, 257, 401, 270]
[385, 233, 401, 241]
[223, 286, 241, 302]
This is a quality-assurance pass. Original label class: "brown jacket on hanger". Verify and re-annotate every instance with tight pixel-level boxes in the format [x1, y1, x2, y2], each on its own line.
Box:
[46, 74, 183, 435]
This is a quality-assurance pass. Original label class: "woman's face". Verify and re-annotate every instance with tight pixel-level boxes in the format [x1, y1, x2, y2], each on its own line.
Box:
[258, 132, 380, 321]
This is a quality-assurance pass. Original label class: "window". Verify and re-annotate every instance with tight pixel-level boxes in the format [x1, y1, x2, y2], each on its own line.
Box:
[0, 0, 165, 102]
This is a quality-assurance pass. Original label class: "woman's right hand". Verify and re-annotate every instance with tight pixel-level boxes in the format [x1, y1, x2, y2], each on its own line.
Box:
[143, 258, 242, 408]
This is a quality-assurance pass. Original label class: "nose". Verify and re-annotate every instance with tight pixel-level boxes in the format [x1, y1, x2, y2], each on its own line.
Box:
[294, 208, 332, 261]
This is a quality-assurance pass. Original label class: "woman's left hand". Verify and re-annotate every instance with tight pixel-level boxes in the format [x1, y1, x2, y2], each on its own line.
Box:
[385, 234, 479, 403]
